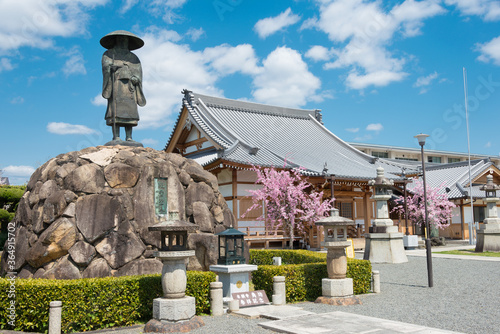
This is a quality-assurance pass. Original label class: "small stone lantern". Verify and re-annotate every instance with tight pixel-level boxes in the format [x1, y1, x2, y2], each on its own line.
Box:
[314, 208, 360, 305]
[476, 174, 500, 252]
[216, 228, 246, 265]
[144, 210, 202, 332]
[315, 208, 354, 279]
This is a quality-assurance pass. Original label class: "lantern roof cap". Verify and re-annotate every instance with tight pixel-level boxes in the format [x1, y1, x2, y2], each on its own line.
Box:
[315, 208, 355, 226]
[215, 227, 246, 236]
[368, 166, 394, 187]
[480, 174, 500, 192]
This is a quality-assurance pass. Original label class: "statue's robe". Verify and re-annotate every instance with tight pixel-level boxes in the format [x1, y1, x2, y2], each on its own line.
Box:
[102, 49, 146, 126]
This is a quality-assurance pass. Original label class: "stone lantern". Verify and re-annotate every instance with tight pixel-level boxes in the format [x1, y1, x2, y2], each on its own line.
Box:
[476, 174, 500, 252]
[314, 208, 360, 305]
[216, 228, 246, 265]
[363, 167, 408, 263]
[210, 227, 257, 302]
[144, 210, 203, 332]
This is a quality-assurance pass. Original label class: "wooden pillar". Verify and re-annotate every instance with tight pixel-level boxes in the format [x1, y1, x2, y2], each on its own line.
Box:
[460, 199, 465, 240]
[232, 168, 238, 228]
[363, 189, 370, 233]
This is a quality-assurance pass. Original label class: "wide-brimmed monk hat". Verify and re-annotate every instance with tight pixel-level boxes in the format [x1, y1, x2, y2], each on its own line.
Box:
[100, 30, 144, 50]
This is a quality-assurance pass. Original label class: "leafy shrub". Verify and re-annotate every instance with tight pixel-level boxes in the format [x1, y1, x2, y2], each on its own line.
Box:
[0, 186, 25, 209]
[250, 249, 371, 302]
[0, 271, 215, 333]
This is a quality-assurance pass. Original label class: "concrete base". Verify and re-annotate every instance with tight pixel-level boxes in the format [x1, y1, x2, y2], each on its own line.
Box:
[152, 296, 196, 322]
[321, 278, 353, 298]
[209, 264, 258, 298]
[315, 296, 362, 306]
[475, 228, 500, 252]
[403, 235, 419, 250]
[363, 232, 408, 263]
[143, 317, 204, 333]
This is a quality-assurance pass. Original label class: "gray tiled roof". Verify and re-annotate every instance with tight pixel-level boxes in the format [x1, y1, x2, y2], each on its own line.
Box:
[179, 90, 415, 180]
[406, 159, 493, 199]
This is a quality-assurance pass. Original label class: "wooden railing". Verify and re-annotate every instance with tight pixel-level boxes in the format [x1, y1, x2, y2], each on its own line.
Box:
[243, 227, 293, 249]
[243, 223, 362, 249]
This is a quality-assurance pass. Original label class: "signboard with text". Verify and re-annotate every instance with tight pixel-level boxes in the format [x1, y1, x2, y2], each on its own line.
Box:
[232, 290, 269, 308]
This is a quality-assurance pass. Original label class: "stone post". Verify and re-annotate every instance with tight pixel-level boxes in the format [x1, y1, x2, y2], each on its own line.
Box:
[49, 301, 62, 334]
[228, 299, 240, 313]
[210, 281, 224, 316]
[272, 276, 286, 305]
[372, 270, 380, 293]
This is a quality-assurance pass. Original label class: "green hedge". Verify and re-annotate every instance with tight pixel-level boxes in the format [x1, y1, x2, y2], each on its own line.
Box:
[250, 249, 327, 265]
[0, 271, 216, 333]
[250, 249, 371, 302]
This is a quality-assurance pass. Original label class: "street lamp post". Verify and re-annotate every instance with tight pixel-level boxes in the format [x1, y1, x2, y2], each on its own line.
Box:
[414, 133, 433, 288]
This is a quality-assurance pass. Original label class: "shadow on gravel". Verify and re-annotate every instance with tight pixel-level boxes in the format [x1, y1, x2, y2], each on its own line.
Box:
[381, 281, 427, 288]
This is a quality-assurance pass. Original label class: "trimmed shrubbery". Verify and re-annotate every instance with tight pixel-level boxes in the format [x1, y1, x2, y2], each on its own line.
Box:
[250, 249, 371, 302]
[0, 271, 215, 333]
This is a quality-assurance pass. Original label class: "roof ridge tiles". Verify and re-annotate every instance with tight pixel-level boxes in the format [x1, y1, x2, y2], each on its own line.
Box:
[204, 102, 312, 120]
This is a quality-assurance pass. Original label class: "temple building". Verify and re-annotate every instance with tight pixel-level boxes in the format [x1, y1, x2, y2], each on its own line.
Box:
[165, 90, 499, 247]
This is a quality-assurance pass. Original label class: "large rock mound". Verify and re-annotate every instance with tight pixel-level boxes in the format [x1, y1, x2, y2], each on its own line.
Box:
[0, 146, 235, 279]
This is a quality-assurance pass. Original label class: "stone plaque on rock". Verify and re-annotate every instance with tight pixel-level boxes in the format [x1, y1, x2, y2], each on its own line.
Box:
[232, 290, 269, 308]
[154, 178, 168, 217]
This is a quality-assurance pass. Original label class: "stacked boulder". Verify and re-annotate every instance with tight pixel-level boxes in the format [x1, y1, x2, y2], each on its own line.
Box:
[0, 146, 235, 279]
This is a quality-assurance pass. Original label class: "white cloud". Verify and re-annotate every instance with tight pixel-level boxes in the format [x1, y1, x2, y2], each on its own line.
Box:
[186, 27, 205, 42]
[345, 128, 359, 133]
[305, 45, 331, 62]
[2, 165, 36, 177]
[414, 71, 439, 94]
[47, 122, 98, 135]
[10, 96, 24, 104]
[0, 58, 14, 72]
[141, 138, 159, 146]
[203, 44, 260, 76]
[120, 0, 139, 13]
[62, 46, 86, 76]
[147, 0, 189, 23]
[476, 36, 500, 65]
[366, 123, 383, 131]
[485, 141, 491, 148]
[346, 70, 407, 90]
[254, 8, 301, 39]
[445, 0, 500, 21]
[91, 94, 107, 106]
[307, 0, 445, 90]
[353, 134, 372, 142]
[252, 46, 321, 107]
[0, 0, 108, 54]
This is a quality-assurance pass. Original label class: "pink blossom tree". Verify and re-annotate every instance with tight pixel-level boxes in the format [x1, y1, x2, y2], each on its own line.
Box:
[242, 165, 334, 248]
[392, 178, 456, 230]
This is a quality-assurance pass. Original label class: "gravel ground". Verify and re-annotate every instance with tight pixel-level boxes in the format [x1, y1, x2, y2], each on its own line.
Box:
[84, 256, 499, 334]
[297, 256, 500, 334]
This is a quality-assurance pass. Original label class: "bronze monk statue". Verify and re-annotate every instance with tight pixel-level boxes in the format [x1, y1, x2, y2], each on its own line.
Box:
[100, 30, 146, 146]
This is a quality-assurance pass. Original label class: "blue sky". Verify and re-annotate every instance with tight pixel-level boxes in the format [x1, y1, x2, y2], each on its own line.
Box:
[1, 0, 500, 184]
